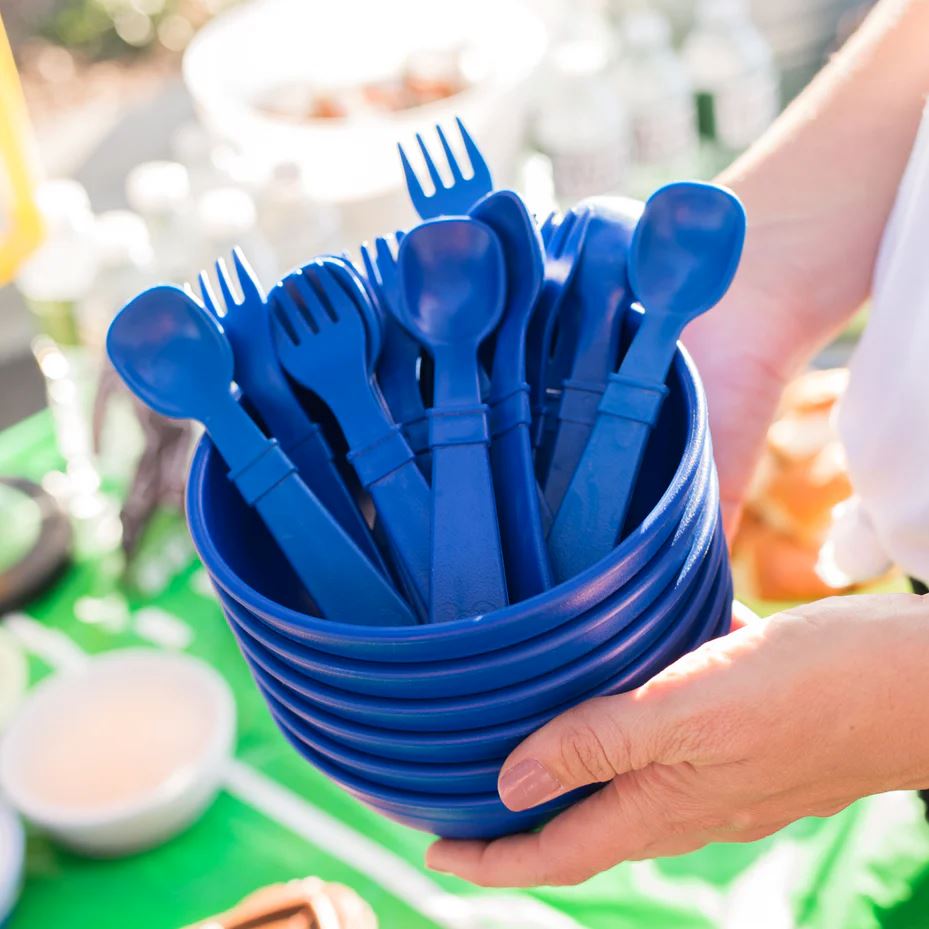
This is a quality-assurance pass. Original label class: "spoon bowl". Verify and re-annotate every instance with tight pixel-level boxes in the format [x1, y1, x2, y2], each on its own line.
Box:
[106, 286, 232, 422]
[396, 218, 505, 349]
[629, 181, 746, 319]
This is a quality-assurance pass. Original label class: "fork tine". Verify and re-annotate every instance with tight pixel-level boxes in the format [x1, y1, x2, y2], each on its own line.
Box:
[416, 132, 445, 193]
[197, 271, 221, 319]
[397, 143, 427, 206]
[312, 265, 348, 322]
[215, 256, 239, 312]
[231, 246, 263, 305]
[271, 285, 303, 344]
[435, 124, 464, 182]
[455, 117, 491, 187]
[290, 272, 323, 331]
[395, 229, 405, 245]
[375, 236, 396, 270]
[359, 243, 379, 288]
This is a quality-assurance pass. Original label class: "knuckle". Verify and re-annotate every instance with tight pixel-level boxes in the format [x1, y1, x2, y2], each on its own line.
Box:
[558, 724, 616, 783]
[556, 702, 633, 783]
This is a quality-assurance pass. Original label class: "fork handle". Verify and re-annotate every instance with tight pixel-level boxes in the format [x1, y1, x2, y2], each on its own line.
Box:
[222, 435, 416, 626]
[428, 405, 508, 621]
[489, 384, 552, 600]
[347, 424, 432, 617]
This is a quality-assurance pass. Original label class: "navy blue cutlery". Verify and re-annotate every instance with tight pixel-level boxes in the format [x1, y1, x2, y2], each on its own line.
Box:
[549, 181, 746, 581]
[268, 258, 432, 619]
[195, 248, 385, 574]
[107, 285, 416, 626]
[472, 189, 552, 601]
[541, 197, 642, 515]
[398, 117, 493, 220]
[396, 218, 509, 621]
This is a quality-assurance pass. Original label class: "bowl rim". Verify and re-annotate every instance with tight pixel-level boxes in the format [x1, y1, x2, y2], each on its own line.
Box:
[214, 450, 715, 689]
[230, 503, 722, 726]
[248, 553, 728, 761]
[0, 649, 235, 831]
[186, 341, 709, 652]
[261, 584, 730, 814]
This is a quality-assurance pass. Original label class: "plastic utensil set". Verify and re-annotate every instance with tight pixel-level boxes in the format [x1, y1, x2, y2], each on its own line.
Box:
[108, 120, 744, 627]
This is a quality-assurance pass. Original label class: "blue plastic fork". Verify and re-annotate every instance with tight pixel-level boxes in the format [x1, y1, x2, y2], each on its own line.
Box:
[525, 210, 592, 457]
[107, 285, 416, 626]
[542, 197, 642, 514]
[396, 218, 509, 621]
[197, 248, 384, 573]
[358, 236, 429, 472]
[269, 258, 432, 618]
[471, 189, 552, 601]
[549, 182, 746, 581]
[398, 118, 493, 220]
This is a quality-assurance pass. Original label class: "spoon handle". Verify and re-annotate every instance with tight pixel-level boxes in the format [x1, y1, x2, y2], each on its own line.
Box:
[489, 384, 553, 601]
[548, 317, 680, 582]
[429, 405, 509, 621]
[210, 400, 417, 626]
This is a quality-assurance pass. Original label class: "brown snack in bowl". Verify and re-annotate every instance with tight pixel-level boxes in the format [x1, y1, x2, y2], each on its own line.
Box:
[185, 877, 377, 929]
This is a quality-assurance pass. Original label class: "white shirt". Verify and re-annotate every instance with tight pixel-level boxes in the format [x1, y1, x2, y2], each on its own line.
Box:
[830, 101, 929, 584]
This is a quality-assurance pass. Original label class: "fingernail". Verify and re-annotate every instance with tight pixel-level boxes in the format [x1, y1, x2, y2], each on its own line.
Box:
[498, 759, 562, 811]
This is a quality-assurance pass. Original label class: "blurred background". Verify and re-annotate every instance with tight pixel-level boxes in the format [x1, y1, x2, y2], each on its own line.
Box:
[3, 3, 913, 927]
[1, 0, 873, 429]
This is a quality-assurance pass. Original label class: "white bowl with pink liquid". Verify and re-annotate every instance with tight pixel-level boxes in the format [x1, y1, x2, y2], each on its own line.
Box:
[0, 649, 235, 857]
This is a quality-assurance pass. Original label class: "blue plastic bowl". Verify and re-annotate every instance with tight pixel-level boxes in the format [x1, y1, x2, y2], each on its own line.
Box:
[229, 515, 724, 732]
[248, 563, 730, 767]
[213, 445, 715, 699]
[261, 596, 731, 837]
[186, 339, 712, 662]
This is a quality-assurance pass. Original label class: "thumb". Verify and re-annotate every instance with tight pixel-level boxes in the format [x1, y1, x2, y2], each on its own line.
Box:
[497, 692, 671, 812]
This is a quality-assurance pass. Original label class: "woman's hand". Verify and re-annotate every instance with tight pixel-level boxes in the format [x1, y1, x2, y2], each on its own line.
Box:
[426, 594, 929, 887]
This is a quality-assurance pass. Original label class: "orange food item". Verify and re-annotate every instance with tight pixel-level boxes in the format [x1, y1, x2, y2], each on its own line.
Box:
[184, 877, 377, 929]
[732, 367, 885, 602]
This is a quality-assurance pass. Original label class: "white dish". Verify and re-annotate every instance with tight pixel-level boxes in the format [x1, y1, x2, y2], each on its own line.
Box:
[0, 649, 235, 857]
[182, 0, 547, 203]
[0, 802, 23, 926]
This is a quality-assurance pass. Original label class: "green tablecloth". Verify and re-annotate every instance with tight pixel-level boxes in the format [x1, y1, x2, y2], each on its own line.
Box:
[4, 412, 929, 929]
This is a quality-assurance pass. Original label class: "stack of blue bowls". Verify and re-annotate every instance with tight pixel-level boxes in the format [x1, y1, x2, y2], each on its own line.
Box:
[186, 341, 731, 839]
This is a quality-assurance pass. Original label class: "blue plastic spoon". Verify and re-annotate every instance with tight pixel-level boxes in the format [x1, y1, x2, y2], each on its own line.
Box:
[397, 218, 509, 621]
[107, 286, 416, 626]
[549, 182, 746, 581]
[541, 197, 642, 513]
[471, 189, 551, 601]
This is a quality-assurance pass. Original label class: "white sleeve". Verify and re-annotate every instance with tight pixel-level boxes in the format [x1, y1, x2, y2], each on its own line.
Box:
[831, 100, 929, 584]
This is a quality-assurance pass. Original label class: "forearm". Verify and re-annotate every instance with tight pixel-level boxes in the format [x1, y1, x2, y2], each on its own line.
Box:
[696, 0, 929, 372]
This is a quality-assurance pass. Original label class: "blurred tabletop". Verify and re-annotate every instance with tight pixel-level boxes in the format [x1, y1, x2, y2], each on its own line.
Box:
[4, 411, 929, 929]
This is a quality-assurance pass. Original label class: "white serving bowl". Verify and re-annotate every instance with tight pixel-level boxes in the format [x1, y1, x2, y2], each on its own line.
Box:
[0, 649, 235, 857]
[182, 0, 547, 208]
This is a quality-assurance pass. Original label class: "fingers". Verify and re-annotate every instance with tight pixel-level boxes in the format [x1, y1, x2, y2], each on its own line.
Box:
[496, 693, 667, 812]
[428, 767, 714, 887]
